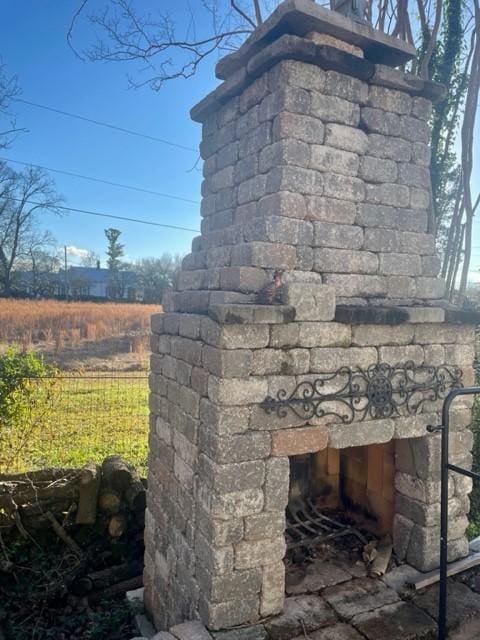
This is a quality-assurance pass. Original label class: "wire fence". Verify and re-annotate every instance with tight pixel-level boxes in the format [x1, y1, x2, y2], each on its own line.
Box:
[0, 372, 149, 476]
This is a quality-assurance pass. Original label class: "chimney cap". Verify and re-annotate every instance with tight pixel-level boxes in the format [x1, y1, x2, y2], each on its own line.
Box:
[215, 0, 416, 80]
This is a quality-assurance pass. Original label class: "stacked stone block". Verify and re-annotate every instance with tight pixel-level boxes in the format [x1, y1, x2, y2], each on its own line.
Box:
[145, 3, 477, 633]
[168, 58, 443, 315]
[145, 296, 476, 629]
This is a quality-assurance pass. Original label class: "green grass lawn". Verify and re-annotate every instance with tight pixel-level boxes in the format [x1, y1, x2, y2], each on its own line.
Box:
[1, 374, 149, 475]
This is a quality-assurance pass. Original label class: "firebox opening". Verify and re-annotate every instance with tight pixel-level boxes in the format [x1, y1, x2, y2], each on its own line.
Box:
[286, 442, 394, 556]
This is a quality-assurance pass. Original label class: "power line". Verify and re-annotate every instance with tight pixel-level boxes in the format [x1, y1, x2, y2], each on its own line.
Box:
[0, 156, 201, 205]
[4, 195, 200, 233]
[13, 98, 198, 152]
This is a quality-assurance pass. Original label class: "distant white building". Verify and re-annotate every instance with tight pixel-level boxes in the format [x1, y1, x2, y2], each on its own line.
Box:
[17, 265, 139, 300]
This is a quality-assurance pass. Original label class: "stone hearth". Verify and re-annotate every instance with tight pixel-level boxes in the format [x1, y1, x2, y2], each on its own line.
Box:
[144, 0, 478, 633]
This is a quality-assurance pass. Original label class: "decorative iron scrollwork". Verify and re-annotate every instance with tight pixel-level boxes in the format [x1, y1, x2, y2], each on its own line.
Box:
[260, 362, 463, 424]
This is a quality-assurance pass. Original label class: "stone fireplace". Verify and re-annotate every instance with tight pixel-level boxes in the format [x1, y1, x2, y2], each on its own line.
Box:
[144, 0, 478, 633]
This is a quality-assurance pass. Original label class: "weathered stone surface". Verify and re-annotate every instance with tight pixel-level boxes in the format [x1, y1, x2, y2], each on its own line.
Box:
[268, 60, 326, 93]
[352, 324, 414, 346]
[314, 248, 378, 274]
[209, 303, 295, 325]
[365, 183, 410, 208]
[324, 123, 368, 154]
[169, 620, 213, 640]
[212, 626, 267, 640]
[379, 253, 421, 276]
[379, 344, 424, 365]
[203, 346, 252, 378]
[282, 282, 336, 321]
[356, 204, 427, 233]
[359, 156, 397, 183]
[323, 274, 387, 297]
[367, 85, 412, 114]
[325, 70, 368, 104]
[200, 596, 260, 631]
[415, 276, 446, 299]
[272, 426, 328, 456]
[201, 318, 270, 349]
[286, 560, 351, 595]
[264, 457, 290, 511]
[323, 578, 399, 620]
[244, 216, 313, 245]
[313, 222, 363, 249]
[260, 561, 285, 617]
[273, 112, 324, 144]
[361, 107, 400, 136]
[208, 376, 268, 405]
[306, 196, 357, 223]
[414, 581, 480, 632]
[311, 92, 360, 126]
[234, 536, 286, 570]
[310, 145, 359, 176]
[311, 346, 377, 371]
[197, 565, 262, 603]
[265, 595, 337, 640]
[258, 191, 307, 219]
[211, 488, 264, 520]
[323, 173, 365, 202]
[351, 601, 436, 640]
[244, 513, 285, 541]
[291, 624, 364, 640]
[252, 348, 309, 375]
[368, 133, 411, 161]
[259, 139, 311, 173]
[266, 165, 324, 196]
[329, 419, 394, 448]
[298, 322, 351, 348]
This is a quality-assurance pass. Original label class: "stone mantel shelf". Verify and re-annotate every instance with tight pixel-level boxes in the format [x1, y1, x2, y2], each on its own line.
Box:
[205, 303, 480, 326]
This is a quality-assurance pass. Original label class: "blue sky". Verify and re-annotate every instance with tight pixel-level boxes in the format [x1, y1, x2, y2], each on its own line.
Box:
[0, 0, 479, 279]
[0, 0, 217, 265]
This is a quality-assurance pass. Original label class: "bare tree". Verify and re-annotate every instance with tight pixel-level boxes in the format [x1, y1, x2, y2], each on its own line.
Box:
[0, 58, 22, 148]
[70, 0, 480, 299]
[0, 163, 62, 296]
[68, 0, 270, 90]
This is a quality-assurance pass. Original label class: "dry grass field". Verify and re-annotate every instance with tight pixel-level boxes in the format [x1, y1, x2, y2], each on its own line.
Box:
[0, 299, 160, 370]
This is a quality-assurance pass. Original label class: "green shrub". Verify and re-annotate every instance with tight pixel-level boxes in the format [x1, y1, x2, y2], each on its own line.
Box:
[0, 347, 57, 472]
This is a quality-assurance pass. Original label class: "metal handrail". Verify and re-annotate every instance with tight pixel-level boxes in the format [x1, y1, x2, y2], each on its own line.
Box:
[428, 386, 480, 640]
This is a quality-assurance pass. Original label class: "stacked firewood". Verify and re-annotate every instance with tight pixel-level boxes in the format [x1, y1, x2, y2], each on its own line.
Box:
[0, 456, 146, 600]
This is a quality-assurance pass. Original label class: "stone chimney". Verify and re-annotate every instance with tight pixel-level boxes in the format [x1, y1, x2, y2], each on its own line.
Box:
[144, 0, 478, 633]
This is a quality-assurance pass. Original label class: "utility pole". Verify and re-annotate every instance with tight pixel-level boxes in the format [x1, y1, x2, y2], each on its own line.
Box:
[64, 245, 68, 299]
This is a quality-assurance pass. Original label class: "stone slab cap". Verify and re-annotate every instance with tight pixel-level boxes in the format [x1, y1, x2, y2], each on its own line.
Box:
[335, 304, 409, 325]
[444, 306, 480, 325]
[216, 0, 416, 80]
[208, 303, 295, 324]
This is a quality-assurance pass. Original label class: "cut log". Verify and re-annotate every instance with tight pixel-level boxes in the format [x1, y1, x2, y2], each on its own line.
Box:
[76, 463, 101, 525]
[98, 490, 122, 515]
[101, 456, 134, 492]
[108, 514, 127, 538]
[69, 560, 143, 596]
[46, 511, 82, 557]
[125, 477, 146, 514]
[88, 575, 143, 603]
[411, 550, 480, 590]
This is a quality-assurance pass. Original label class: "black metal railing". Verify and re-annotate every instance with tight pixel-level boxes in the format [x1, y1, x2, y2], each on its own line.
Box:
[427, 386, 480, 640]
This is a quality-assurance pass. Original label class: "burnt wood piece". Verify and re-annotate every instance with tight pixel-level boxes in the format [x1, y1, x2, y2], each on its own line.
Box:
[444, 307, 480, 325]
[335, 305, 409, 325]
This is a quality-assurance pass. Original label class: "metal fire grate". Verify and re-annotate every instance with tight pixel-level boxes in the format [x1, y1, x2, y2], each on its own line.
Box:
[286, 498, 367, 550]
